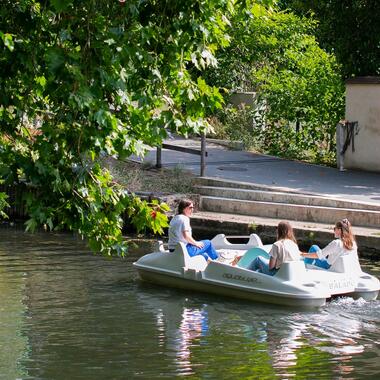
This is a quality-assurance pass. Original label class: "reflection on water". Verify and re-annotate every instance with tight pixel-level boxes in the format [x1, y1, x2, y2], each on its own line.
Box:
[176, 306, 209, 374]
[0, 229, 380, 379]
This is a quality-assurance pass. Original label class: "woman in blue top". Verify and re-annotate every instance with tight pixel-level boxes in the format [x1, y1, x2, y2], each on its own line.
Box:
[168, 199, 218, 262]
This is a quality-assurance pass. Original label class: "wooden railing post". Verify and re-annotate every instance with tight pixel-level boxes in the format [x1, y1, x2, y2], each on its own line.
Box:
[156, 146, 162, 168]
[200, 133, 206, 177]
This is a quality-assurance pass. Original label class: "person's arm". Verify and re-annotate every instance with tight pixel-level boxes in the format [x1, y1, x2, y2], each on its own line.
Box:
[301, 240, 339, 259]
[268, 244, 278, 269]
[183, 230, 204, 248]
[301, 251, 319, 259]
[268, 256, 277, 270]
[319, 240, 340, 259]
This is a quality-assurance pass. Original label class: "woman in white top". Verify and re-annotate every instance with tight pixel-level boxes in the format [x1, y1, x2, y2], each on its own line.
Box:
[249, 221, 301, 275]
[302, 218, 357, 271]
[168, 199, 218, 262]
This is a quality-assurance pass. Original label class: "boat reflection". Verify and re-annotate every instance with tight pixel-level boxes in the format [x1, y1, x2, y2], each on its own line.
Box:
[136, 283, 378, 378]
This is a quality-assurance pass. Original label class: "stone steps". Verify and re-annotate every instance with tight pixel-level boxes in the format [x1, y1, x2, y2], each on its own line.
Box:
[195, 185, 380, 211]
[195, 178, 380, 228]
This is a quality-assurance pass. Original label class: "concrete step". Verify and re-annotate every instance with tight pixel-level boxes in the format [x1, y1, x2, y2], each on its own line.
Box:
[196, 177, 380, 207]
[199, 196, 380, 228]
[195, 185, 380, 211]
[195, 176, 284, 192]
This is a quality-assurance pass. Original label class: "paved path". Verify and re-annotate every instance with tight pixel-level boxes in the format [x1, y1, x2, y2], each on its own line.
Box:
[140, 138, 380, 205]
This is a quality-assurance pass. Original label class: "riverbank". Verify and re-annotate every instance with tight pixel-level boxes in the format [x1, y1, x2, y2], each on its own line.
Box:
[190, 211, 380, 259]
[2, 155, 380, 258]
[108, 157, 380, 258]
[135, 137, 380, 258]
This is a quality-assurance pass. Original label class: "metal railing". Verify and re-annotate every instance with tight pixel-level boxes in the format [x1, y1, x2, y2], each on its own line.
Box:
[156, 134, 207, 176]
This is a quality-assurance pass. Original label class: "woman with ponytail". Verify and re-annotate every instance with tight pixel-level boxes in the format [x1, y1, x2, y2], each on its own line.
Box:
[302, 218, 358, 271]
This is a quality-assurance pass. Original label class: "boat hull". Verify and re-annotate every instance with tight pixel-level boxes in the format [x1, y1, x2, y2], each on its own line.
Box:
[136, 268, 327, 308]
[133, 234, 380, 308]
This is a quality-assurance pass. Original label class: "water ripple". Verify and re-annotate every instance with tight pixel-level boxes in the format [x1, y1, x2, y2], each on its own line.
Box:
[1, 229, 380, 379]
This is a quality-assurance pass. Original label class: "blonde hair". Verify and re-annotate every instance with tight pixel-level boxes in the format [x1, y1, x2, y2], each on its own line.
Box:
[335, 218, 355, 250]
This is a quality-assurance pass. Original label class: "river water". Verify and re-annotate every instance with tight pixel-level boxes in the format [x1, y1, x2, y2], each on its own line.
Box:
[1, 229, 380, 380]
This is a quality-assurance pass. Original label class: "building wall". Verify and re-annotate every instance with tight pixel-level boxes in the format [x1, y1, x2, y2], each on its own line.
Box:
[344, 77, 380, 172]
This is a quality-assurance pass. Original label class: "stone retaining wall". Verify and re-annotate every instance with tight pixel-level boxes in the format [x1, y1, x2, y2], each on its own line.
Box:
[191, 218, 380, 259]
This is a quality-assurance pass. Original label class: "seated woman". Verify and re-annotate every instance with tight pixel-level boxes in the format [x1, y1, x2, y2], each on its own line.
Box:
[302, 218, 358, 271]
[248, 221, 301, 275]
[168, 199, 218, 262]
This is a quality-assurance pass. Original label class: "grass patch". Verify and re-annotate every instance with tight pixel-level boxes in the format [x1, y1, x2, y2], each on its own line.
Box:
[103, 157, 197, 195]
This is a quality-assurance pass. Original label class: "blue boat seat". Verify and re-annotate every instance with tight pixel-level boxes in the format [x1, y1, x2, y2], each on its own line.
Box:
[237, 247, 270, 269]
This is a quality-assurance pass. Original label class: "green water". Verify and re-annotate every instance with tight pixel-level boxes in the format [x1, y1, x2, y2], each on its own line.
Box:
[0, 229, 379, 379]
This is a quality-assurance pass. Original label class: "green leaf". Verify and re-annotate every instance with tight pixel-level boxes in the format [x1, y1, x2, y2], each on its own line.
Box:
[0, 32, 14, 51]
[51, 0, 73, 12]
[0, 0, 237, 256]
[25, 218, 38, 232]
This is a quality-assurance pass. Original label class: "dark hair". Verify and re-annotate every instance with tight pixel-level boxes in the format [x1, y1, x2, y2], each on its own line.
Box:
[177, 199, 193, 215]
[335, 218, 355, 250]
[277, 221, 297, 243]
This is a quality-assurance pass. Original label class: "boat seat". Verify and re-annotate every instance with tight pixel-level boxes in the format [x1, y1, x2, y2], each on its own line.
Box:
[275, 260, 309, 281]
[155, 240, 167, 252]
[237, 249, 308, 282]
[211, 233, 263, 250]
[177, 242, 208, 272]
[237, 247, 270, 269]
[331, 253, 362, 275]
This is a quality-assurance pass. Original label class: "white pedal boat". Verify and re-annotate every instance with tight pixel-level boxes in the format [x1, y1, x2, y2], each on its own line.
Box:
[133, 234, 380, 308]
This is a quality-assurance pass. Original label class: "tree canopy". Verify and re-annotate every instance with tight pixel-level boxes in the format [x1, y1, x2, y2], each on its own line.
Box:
[0, 0, 237, 255]
[206, 3, 344, 163]
[279, 0, 380, 77]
